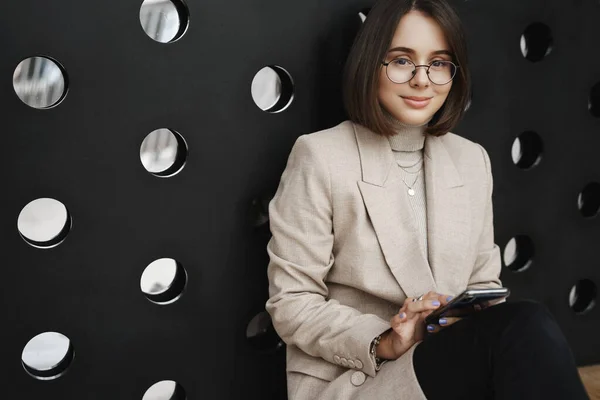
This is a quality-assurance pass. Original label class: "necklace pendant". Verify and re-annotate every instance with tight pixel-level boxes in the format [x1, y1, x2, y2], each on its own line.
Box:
[408, 188, 415, 196]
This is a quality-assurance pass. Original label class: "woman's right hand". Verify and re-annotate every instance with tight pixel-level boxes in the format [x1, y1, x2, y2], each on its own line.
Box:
[378, 292, 448, 359]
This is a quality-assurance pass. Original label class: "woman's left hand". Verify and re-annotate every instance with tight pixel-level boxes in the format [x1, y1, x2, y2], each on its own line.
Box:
[425, 315, 462, 334]
[426, 296, 508, 333]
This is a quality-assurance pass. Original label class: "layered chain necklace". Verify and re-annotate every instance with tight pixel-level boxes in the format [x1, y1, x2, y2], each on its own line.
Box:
[397, 156, 423, 196]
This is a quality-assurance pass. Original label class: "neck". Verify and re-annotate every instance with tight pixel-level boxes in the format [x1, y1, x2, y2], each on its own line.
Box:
[384, 111, 429, 152]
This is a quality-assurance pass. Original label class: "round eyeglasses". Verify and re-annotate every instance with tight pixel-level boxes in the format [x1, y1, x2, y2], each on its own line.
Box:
[381, 58, 458, 85]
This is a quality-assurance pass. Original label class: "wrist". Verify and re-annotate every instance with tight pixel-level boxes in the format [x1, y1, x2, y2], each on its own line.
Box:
[382, 329, 414, 359]
[376, 330, 398, 360]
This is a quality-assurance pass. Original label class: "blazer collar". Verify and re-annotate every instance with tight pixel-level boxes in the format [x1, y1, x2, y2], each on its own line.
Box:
[353, 122, 470, 297]
[354, 122, 463, 188]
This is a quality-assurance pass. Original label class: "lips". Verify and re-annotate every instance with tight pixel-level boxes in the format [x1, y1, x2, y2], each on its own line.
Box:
[401, 96, 432, 109]
[402, 96, 432, 101]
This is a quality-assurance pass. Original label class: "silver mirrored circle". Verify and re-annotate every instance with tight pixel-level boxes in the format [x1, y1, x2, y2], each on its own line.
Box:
[519, 35, 528, 59]
[139, 0, 189, 43]
[511, 137, 522, 165]
[569, 280, 597, 314]
[251, 66, 295, 113]
[22, 332, 71, 377]
[246, 311, 272, 338]
[251, 67, 282, 111]
[520, 23, 553, 62]
[140, 258, 178, 296]
[17, 198, 70, 247]
[13, 57, 67, 109]
[569, 285, 578, 308]
[503, 237, 517, 267]
[143, 381, 178, 400]
[140, 128, 183, 175]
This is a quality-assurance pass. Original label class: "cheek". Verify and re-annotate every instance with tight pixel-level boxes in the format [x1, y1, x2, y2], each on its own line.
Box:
[434, 84, 452, 104]
[378, 68, 400, 99]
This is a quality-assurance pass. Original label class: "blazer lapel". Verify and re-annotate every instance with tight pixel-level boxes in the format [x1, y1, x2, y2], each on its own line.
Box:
[424, 135, 471, 289]
[354, 123, 472, 297]
[354, 123, 436, 298]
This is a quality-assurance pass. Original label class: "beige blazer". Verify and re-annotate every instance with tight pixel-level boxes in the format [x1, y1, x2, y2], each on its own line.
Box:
[265, 120, 502, 399]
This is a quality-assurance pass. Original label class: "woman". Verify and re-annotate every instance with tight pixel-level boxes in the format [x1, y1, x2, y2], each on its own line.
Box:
[265, 0, 589, 399]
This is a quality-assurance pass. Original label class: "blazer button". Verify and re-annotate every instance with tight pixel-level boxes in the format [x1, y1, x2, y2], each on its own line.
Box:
[347, 360, 356, 368]
[351, 371, 366, 386]
[355, 359, 363, 369]
[340, 358, 349, 367]
[333, 355, 341, 364]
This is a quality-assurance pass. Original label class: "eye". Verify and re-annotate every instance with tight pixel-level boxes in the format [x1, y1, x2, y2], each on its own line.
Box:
[392, 57, 411, 66]
[431, 60, 447, 67]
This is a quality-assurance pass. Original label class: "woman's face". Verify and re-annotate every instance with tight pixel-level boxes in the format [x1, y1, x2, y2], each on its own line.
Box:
[378, 10, 454, 126]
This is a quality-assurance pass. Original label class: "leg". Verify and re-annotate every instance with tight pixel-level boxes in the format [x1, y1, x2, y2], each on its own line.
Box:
[490, 301, 589, 400]
[413, 300, 589, 400]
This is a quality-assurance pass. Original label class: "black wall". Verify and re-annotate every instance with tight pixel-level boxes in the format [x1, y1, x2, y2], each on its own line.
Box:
[1, 0, 599, 399]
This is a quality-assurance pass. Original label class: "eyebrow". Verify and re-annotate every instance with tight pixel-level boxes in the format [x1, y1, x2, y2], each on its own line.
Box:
[388, 46, 453, 57]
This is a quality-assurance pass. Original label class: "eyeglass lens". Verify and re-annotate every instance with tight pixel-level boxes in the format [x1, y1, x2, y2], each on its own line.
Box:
[387, 59, 456, 85]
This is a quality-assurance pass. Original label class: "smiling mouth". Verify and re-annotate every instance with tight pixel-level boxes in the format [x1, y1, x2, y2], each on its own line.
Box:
[401, 96, 432, 109]
[401, 96, 432, 101]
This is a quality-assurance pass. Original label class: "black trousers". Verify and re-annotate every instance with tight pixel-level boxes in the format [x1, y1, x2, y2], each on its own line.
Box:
[413, 300, 590, 400]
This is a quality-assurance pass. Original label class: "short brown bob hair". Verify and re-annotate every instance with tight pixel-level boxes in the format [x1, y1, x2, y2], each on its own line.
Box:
[343, 0, 471, 137]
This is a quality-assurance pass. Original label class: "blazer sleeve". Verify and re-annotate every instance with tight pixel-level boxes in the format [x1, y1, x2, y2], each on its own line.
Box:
[265, 134, 391, 378]
[468, 144, 503, 290]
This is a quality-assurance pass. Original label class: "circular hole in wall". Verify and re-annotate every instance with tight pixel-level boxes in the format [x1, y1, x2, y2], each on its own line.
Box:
[503, 235, 534, 272]
[249, 192, 275, 228]
[251, 66, 295, 113]
[142, 380, 187, 400]
[21, 332, 74, 380]
[588, 82, 600, 118]
[141, 258, 187, 305]
[520, 22, 553, 62]
[139, 0, 190, 43]
[464, 93, 472, 112]
[577, 182, 600, 218]
[569, 279, 597, 314]
[17, 198, 72, 249]
[511, 131, 543, 169]
[246, 311, 283, 352]
[358, 8, 370, 23]
[13, 56, 68, 109]
[140, 128, 188, 177]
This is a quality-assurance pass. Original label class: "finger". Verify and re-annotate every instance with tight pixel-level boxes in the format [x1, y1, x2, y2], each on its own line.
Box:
[426, 323, 440, 334]
[440, 293, 454, 305]
[401, 298, 419, 319]
[438, 317, 462, 327]
[422, 292, 454, 308]
[406, 298, 442, 313]
[391, 310, 409, 326]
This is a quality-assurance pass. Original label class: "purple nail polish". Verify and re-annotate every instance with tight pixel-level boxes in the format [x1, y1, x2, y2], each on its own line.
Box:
[446, 296, 454, 301]
[399, 312, 406, 318]
[439, 318, 447, 325]
[427, 325, 435, 332]
[432, 300, 440, 306]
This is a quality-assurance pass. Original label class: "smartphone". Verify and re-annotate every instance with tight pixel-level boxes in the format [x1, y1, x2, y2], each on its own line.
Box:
[424, 287, 510, 325]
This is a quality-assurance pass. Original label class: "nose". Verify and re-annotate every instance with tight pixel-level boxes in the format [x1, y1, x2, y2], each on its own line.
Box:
[410, 66, 430, 87]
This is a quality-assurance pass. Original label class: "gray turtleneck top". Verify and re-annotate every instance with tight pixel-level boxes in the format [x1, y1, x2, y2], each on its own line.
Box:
[387, 118, 429, 263]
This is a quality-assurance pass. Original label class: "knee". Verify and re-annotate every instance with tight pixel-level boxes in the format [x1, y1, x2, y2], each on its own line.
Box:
[504, 300, 559, 333]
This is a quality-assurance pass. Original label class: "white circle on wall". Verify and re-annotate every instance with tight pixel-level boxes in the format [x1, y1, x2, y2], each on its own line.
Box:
[251, 66, 295, 113]
[139, 0, 190, 43]
[21, 332, 74, 380]
[13, 56, 68, 109]
[140, 258, 187, 305]
[143, 380, 186, 400]
[17, 198, 71, 248]
[140, 128, 188, 177]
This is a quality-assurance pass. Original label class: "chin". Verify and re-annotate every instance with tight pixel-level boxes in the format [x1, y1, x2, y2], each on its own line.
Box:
[396, 110, 433, 126]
